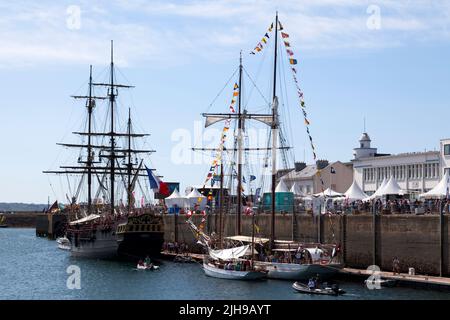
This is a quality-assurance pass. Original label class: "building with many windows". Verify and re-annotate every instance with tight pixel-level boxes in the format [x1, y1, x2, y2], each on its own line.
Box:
[352, 133, 450, 195]
[281, 160, 353, 195]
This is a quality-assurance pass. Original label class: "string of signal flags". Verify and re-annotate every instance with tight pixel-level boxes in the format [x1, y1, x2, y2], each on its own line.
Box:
[249, 19, 326, 191]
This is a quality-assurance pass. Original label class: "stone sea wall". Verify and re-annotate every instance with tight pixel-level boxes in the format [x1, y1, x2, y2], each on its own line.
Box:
[163, 213, 450, 276]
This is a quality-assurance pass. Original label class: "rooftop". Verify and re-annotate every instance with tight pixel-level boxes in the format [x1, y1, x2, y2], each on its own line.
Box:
[354, 150, 440, 161]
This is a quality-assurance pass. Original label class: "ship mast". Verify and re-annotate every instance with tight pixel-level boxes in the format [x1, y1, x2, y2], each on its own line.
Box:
[202, 54, 275, 236]
[109, 41, 116, 216]
[270, 12, 279, 251]
[126, 108, 133, 213]
[44, 41, 155, 215]
[87, 65, 94, 214]
[236, 51, 243, 235]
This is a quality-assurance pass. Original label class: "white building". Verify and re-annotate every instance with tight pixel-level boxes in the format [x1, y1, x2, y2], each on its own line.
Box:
[282, 160, 353, 195]
[352, 133, 450, 195]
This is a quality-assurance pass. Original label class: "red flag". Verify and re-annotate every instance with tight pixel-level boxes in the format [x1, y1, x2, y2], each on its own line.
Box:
[281, 32, 289, 38]
[159, 181, 170, 197]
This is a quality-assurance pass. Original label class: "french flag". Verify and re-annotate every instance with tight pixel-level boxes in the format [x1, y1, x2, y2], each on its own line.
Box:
[145, 166, 170, 197]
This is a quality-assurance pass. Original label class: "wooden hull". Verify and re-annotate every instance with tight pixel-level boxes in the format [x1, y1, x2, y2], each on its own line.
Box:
[67, 214, 164, 260]
[117, 231, 164, 259]
[203, 263, 267, 280]
[70, 231, 119, 259]
[255, 262, 343, 280]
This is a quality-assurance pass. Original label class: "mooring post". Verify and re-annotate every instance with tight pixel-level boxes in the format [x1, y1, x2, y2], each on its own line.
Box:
[440, 200, 444, 277]
[372, 201, 377, 267]
[174, 212, 178, 243]
[341, 213, 347, 265]
[318, 204, 322, 243]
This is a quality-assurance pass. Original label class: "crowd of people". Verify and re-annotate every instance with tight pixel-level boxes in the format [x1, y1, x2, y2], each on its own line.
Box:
[311, 198, 450, 215]
[162, 241, 190, 254]
[223, 260, 252, 271]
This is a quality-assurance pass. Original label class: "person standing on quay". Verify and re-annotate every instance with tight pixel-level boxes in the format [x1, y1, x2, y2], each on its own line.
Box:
[392, 257, 401, 275]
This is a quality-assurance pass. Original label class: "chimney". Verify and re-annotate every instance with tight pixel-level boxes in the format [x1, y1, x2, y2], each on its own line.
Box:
[316, 160, 329, 170]
[294, 162, 307, 172]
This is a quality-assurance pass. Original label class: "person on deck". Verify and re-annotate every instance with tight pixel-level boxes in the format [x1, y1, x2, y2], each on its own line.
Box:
[392, 257, 401, 275]
[144, 256, 152, 266]
[308, 278, 316, 290]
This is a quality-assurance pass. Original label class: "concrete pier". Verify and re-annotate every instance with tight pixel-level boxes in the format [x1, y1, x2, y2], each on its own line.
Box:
[339, 267, 450, 291]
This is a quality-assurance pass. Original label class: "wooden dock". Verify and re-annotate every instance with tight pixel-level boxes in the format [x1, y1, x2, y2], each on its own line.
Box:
[160, 251, 205, 262]
[339, 267, 450, 291]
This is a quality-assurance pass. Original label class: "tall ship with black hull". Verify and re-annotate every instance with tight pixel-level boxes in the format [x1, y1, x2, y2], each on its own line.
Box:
[44, 41, 164, 260]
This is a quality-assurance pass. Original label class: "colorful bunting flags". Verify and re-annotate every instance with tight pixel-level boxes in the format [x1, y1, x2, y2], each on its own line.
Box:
[202, 82, 238, 187]
[248, 18, 325, 192]
[279, 20, 326, 192]
[250, 22, 274, 55]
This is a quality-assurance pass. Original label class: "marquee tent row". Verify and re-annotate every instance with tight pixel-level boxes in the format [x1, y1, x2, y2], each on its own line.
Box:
[362, 177, 404, 202]
[419, 171, 450, 199]
[164, 188, 207, 210]
[343, 181, 369, 201]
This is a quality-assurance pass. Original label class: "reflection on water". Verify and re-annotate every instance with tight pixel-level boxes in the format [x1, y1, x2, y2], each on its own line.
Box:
[0, 228, 449, 300]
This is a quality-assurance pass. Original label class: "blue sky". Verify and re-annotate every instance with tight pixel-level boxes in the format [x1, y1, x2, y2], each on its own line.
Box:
[1, 0, 450, 203]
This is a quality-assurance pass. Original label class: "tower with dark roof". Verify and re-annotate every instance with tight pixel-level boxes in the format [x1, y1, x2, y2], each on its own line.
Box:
[353, 132, 378, 160]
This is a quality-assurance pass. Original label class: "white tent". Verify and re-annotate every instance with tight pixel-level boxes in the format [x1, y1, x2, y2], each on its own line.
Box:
[379, 177, 403, 196]
[275, 179, 290, 193]
[290, 182, 306, 197]
[344, 181, 369, 201]
[420, 172, 449, 198]
[314, 188, 343, 198]
[364, 178, 388, 201]
[164, 189, 186, 208]
[186, 188, 207, 209]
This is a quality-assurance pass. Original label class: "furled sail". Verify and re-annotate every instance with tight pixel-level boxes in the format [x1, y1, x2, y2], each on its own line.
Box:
[208, 245, 254, 261]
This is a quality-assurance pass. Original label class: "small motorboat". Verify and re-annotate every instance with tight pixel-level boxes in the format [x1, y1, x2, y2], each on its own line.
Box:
[137, 263, 159, 271]
[0, 216, 8, 228]
[56, 236, 71, 251]
[365, 278, 397, 288]
[292, 282, 345, 296]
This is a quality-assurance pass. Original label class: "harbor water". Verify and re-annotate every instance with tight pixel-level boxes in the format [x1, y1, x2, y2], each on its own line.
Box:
[0, 228, 449, 300]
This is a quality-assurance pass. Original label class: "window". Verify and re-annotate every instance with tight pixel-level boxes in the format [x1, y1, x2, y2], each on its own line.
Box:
[445, 144, 450, 155]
